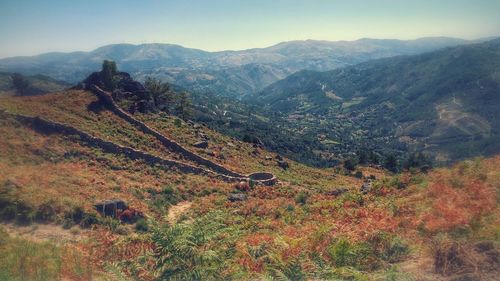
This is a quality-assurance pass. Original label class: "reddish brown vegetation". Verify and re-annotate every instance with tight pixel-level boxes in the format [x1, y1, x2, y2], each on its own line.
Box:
[422, 180, 495, 232]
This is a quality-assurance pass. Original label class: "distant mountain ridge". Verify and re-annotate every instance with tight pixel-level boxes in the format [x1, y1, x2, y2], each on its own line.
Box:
[0, 37, 477, 97]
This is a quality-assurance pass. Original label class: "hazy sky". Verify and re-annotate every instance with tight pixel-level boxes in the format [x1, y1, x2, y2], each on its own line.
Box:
[0, 0, 499, 58]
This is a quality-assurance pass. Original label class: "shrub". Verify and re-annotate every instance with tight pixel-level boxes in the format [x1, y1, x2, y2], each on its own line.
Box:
[101, 217, 121, 233]
[343, 157, 358, 171]
[35, 201, 58, 222]
[135, 218, 149, 233]
[65, 205, 84, 224]
[152, 211, 231, 280]
[62, 219, 74, 230]
[173, 118, 182, 128]
[369, 233, 409, 263]
[79, 213, 98, 228]
[15, 204, 37, 225]
[327, 239, 360, 267]
[115, 225, 130, 235]
[295, 191, 309, 205]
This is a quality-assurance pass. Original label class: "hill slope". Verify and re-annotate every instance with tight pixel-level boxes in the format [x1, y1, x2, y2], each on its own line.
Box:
[0, 88, 499, 280]
[250, 39, 500, 164]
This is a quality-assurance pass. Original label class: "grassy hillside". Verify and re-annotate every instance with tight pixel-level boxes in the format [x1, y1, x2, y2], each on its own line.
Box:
[0, 89, 498, 280]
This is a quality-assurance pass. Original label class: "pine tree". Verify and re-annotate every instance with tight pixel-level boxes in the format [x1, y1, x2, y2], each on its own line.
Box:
[175, 92, 192, 120]
[384, 154, 398, 172]
[144, 77, 173, 112]
[11, 73, 30, 95]
[101, 60, 117, 90]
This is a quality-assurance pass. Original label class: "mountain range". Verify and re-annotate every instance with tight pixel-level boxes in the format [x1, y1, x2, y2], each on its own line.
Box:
[0, 37, 475, 97]
[248, 39, 500, 164]
[1, 37, 498, 166]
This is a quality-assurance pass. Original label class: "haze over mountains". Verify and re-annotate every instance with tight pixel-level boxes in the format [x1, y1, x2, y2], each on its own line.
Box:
[0, 37, 475, 97]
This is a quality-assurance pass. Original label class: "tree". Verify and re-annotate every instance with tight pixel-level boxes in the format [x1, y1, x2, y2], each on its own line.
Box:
[343, 156, 358, 171]
[11, 73, 30, 95]
[356, 148, 370, 164]
[144, 77, 173, 112]
[176, 92, 192, 120]
[101, 60, 117, 90]
[384, 154, 399, 173]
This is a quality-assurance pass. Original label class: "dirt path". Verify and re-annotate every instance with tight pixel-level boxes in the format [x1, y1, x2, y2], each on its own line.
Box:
[167, 201, 192, 224]
[1, 223, 86, 243]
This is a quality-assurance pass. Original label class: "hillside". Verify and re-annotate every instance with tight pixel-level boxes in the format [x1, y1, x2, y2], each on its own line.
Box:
[0, 72, 499, 280]
[0, 37, 473, 97]
[0, 72, 69, 96]
[250, 39, 500, 164]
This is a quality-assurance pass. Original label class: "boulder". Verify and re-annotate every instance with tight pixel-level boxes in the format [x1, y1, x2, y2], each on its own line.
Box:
[136, 99, 156, 113]
[327, 188, 348, 196]
[450, 274, 479, 281]
[198, 132, 209, 140]
[235, 181, 251, 192]
[277, 160, 289, 170]
[94, 199, 128, 217]
[228, 193, 247, 202]
[193, 141, 209, 149]
[360, 182, 372, 194]
[475, 241, 494, 253]
[205, 149, 215, 156]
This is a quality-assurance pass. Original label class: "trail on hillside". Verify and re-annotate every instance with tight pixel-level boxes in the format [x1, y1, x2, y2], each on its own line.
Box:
[1, 223, 86, 243]
[167, 201, 192, 224]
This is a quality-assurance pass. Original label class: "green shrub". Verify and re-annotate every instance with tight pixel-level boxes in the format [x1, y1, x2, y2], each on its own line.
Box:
[15, 204, 37, 225]
[62, 219, 74, 229]
[65, 205, 84, 224]
[135, 218, 149, 233]
[35, 201, 58, 222]
[295, 191, 309, 205]
[100, 217, 121, 232]
[115, 225, 130, 235]
[344, 157, 358, 171]
[369, 232, 410, 263]
[80, 213, 98, 228]
[327, 238, 372, 269]
[328, 239, 355, 267]
[173, 118, 182, 128]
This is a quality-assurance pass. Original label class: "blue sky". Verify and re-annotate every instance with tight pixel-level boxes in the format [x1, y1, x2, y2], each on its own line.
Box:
[0, 0, 499, 58]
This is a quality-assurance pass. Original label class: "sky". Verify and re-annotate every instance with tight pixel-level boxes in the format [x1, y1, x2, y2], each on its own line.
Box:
[0, 0, 499, 58]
